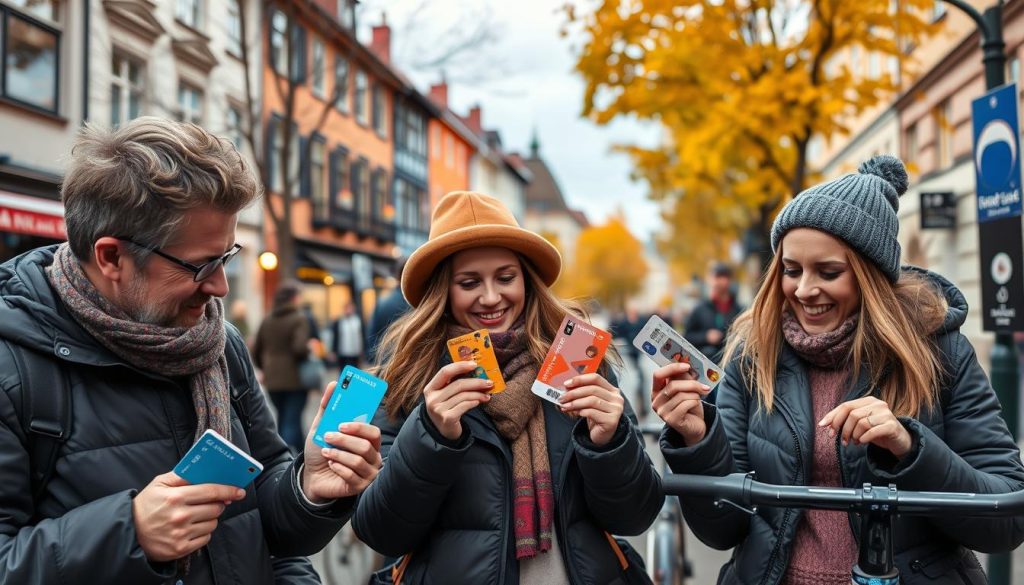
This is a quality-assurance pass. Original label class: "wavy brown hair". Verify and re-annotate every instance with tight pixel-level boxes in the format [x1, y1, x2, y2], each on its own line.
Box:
[376, 254, 617, 419]
[723, 241, 948, 418]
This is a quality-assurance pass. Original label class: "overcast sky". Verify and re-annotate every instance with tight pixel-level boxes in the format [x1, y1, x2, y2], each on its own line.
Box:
[358, 0, 664, 239]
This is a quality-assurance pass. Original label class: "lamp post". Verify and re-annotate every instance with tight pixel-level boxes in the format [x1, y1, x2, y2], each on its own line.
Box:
[941, 2, 1015, 584]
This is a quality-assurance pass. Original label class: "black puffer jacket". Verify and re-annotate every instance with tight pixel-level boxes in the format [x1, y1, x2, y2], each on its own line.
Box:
[662, 268, 1024, 585]
[0, 246, 352, 584]
[353, 369, 663, 584]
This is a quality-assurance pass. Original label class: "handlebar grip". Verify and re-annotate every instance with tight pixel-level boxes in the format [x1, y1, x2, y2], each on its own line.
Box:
[662, 473, 749, 501]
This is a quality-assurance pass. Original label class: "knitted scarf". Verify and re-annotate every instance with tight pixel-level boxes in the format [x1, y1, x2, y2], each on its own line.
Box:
[46, 243, 231, 442]
[446, 322, 552, 559]
[782, 311, 859, 369]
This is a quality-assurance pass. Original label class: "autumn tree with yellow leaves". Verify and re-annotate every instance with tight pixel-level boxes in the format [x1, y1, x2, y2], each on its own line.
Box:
[567, 0, 937, 273]
[562, 216, 648, 312]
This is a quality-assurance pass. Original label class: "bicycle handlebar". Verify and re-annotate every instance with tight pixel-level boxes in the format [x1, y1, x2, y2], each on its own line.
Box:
[662, 472, 1024, 517]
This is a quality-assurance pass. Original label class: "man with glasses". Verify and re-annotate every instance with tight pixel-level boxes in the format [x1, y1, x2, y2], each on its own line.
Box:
[0, 117, 381, 584]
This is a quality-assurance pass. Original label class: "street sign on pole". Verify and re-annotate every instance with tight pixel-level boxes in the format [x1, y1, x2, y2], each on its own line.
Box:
[973, 83, 1023, 332]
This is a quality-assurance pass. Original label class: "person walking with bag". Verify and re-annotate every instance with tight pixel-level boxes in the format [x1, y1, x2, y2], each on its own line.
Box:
[253, 281, 313, 454]
[352, 191, 663, 584]
[654, 156, 1024, 585]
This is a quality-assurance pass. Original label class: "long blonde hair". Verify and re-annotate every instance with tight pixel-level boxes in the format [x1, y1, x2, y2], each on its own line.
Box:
[376, 254, 614, 419]
[722, 245, 948, 418]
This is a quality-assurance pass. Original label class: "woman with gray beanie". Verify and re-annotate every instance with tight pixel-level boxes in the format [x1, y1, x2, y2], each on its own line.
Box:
[653, 155, 1024, 584]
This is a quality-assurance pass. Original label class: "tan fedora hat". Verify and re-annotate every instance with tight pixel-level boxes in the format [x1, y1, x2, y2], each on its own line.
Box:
[401, 191, 562, 307]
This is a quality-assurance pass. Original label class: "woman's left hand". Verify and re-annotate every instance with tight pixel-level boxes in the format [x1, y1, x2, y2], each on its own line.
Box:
[559, 373, 624, 447]
[819, 396, 913, 459]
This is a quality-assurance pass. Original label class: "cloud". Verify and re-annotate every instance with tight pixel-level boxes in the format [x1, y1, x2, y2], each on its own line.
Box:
[358, 0, 664, 239]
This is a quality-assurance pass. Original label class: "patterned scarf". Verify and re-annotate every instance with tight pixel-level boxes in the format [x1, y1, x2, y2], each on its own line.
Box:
[46, 243, 231, 442]
[782, 310, 859, 370]
[446, 322, 553, 559]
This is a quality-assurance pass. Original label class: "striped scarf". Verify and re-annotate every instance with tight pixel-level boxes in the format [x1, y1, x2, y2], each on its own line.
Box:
[46, 243, 231, 442]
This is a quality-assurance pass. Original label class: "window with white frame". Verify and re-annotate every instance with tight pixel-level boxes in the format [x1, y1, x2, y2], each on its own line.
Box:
[334, 55, 350, 111]
[2, 5, 61, 113]
[354, 69, 368, 124]
[270, 10, 288, 74]
[227, 0, 242, 55]
[372, 84, 386, 136]
[446, 134, 454, 168]
[889, 55, 900, 85]
[111, 53, 144, 127]
[905, 121, 919, 168]
[312, 38, 326, 98]
[311, 139, 326, 206]
[431, 125, 441, 158]
[177, 82, 203, 124]
[176, 0, 201, 28]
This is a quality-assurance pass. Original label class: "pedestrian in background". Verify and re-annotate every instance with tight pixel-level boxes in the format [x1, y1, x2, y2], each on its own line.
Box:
[330, 301, 365, 371]
[0, 118, 380, 584]
[253, 281, 312, 454]
[366, 258, 411, 365]
[353, 191, 662, 584]
[654, 155, 1024, 585]
[684, 261, 743, 365]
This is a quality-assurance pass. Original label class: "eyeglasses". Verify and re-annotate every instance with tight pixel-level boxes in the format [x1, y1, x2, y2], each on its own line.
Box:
[116, 237, 242, 282]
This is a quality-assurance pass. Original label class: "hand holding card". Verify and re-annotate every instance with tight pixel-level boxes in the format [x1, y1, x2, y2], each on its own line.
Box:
[532, 316, 611, 405]
[313, 366, 388, 449]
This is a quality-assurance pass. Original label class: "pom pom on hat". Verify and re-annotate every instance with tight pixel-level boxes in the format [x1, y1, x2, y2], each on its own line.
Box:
[858, 154, 909, 212]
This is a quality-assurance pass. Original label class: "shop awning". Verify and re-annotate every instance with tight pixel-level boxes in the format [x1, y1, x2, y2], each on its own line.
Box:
[299, 246, 353, 281]
[0, 191, 66, 240]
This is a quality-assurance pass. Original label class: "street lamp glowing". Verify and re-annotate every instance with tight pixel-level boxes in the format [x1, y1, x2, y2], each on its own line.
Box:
[324, 275, 335, 286]
[258, 251, 278, 271]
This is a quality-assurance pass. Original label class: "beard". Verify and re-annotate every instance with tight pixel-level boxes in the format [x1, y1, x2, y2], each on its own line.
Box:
[123, 273, 209, 327]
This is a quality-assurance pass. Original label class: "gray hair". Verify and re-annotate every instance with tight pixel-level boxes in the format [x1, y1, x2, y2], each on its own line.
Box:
[61, 116, 261, 263]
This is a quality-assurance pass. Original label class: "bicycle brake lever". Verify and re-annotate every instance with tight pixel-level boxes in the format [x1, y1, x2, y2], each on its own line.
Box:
[715, 498, 757, 516]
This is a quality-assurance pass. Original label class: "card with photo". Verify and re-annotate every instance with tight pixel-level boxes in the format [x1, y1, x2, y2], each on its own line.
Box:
[446, 329, 506, 394]
[531, 315, 612, 405]
[632, 314, 724, 389]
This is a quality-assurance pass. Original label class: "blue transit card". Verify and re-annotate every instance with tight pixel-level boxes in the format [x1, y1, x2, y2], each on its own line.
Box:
[174, 429, 263, 488]
[313, 365, 388, 449]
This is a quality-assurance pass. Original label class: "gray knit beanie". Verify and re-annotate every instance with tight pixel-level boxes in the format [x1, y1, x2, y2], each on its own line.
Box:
[770, 155, 909, 282]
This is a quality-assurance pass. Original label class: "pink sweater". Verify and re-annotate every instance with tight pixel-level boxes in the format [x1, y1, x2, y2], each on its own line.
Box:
[781, 365, 859, 585]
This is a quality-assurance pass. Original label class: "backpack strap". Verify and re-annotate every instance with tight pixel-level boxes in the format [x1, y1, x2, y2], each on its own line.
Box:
[9, 344, 71, 503]
[223, 336, 254, 437]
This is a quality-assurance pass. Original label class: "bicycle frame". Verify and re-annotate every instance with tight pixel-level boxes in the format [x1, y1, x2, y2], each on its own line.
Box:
[662, 472, 1024, 584]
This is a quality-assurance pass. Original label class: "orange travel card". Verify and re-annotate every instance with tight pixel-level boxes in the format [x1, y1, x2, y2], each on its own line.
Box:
[532, 316, 612, 404]
[446, 329, 506, 394]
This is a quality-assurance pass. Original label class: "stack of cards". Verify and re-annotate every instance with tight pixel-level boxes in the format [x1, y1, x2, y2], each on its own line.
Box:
[313, 365, 389, 448]
[632, 315, 724, 389]
[447, 329, 506, 393]
[532, 315, 611, 404]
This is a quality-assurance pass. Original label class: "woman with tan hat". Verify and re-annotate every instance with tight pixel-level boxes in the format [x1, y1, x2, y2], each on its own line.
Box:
[352, 191, 662, 584]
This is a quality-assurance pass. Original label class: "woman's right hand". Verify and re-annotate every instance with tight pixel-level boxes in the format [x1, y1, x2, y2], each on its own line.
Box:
[652, 362, 711, 446]
[424, 361, 494, 441]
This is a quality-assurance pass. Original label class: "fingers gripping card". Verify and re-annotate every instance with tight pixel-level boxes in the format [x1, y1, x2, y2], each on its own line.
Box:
[632, 314, 725, 389]
[313, 365, 388, 448]
[446, 329, 506, 393]
[531, 315, 611, 404]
